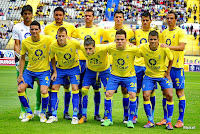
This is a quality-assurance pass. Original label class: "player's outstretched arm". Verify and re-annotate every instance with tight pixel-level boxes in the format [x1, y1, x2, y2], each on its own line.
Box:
[51, 57, 57, 81]
[160, 43, 185, 51]
[164, 59, 173, 81]
[17, 55, 25, 84]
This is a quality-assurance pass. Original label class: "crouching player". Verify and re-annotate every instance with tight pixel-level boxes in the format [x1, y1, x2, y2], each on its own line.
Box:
[17, 21, 53, 122]
[78, 37, 110, 123]
[46, 27, 82, 124]
[139, 30, 174, 130]
[101, 29, 141, 128]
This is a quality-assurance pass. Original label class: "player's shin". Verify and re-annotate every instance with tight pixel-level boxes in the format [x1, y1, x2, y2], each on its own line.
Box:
[18, 92, 32, 114]
[129, 98, 136, 121]
[94, 88, 101, 116]
[123, 94, 129, 117]
[105, 97, 112, 122]
[163, 95, 167, 119]
[41, 93, 49, 114]
[150, 92, 156, 117]
[82, 88, 89, 117]
[51, 90, 59, 117]
[72, 90, 79, 117]
[178, 95, 185, 122]
[143, 100, 153, 122]
[166, 101, 174, 123]
[64, 88, 71, 113]
[47, 88, 52, 114]
[135, 93, 140, 118]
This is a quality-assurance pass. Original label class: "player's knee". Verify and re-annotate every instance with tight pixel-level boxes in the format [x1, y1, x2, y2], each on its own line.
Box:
[17, 85, 26, 93]
[72, 85, 79, 91]
[128, 92, 136, 99]
[143, 93, 150, 101]
[41, 90, 48, 94]
[176, 89, 184, 97]
[166, 93, 173, 101]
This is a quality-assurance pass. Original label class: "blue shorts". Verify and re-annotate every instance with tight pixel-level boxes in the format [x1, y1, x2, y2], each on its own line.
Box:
[52, 66, 80, 85]
[79, 60, 86, 89]
[106, 74, 137, 93]
[20, 69, 50, 89]
[170, 67, 185, 89]
[142, 75, 173, 91]
[50, 61, 70, 85]
[82, 68, 110, 89]
[135, 65, 157, 90]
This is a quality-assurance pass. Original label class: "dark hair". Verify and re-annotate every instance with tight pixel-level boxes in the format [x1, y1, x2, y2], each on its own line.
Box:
[84, 38, 95, 47]
[149, 30, 159, 38]
[141, 11, 151, 20]
[167, 10, 177, 19]
[114, 10, 124, 18]
[54, 6, 65, 15]
[57, 27, 67, 34]
[30, 20, 41, 29]
[85, 9, 94, 16]
[21, 5, 33, 15]
[116, 29, 126, 38]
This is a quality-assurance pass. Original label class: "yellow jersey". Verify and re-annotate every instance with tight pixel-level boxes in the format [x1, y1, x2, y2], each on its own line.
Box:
[108, 43, 141, 77]
[139, 43, 173, 78]
[20, 34, 53, 72]
[80, 44, 110, 72]
[44, 21, 76, 39]
[72, 25, 104, 60]
[134, 28, 162, 67]
[50, 38, 81, 69]
[162, 26, 187, 68]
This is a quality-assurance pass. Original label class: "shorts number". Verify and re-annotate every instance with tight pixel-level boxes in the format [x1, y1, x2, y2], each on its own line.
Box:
[75, 75, 80, 80]
[175, 78, 180, 86]
[45, 76, 49, 81]
[130, 82, 136, 87]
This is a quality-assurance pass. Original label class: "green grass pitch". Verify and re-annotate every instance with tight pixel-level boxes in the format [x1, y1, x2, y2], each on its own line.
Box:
[0, 66, 199, 134]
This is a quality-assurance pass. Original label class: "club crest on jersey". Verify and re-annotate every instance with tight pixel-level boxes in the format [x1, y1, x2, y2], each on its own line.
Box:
[127, 54, 129, 58]
[114, 54, 116, 56]
[30, 47, 33, 49]
[173, 34, 175, 38]
[70, 48, 73, 52]
[159, 55, 161, 59]
[97, 55, 100, 58]
[58, 52, 61, 54]
[24, 32, 31, 38]
[111, 34, 114, 37]
[52, 30, 54, 32]
[94, 32, 96, 35]
[81, 32, 84, 34]
[43, 44, 46, 48]
[146, 54, 148, 56]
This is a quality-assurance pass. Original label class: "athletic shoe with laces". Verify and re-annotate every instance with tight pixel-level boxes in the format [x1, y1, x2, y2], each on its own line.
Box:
[101, 119, 113, 126]
[132, 116, 138, 124]
[143, 121, 155, 128]
[78, 116, 87, 124]
[21, 113, 34, 122]
[94, 115, 103, 122]
[156, 119, 167, 126]
[123, 116, 128, 124]
[34, 110, 40, 117]
[175, 120, 184, 128]
[71, 117, 79, 124]
[46, 116, 58, 123]
[19, 112, 26, 119]
[63, 112, 72, 120]
[127, 121, 134, 128]
[40, 113, 47, 123]
[166, 122, 174, 130]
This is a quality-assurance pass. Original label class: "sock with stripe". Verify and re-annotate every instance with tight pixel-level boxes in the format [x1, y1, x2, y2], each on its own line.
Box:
[82, 88, 89, 117]
[163, 95, 167, 119]
[135, 93, 139, 118]
[178, 95, 186, 122]
[166, 101, 174, 123]
[150, 92, 156, 117]
[48, 88, 52, 114]
[94, 89, 101, 116]
[129, 98, 137, 121]
[41, 93, 49, 114]
[72, 90, 79, 117]
[51, 90, 59, 117]
[123, 94, 129, 117]
[18, 92, 32, 114]
[143, 100, 153, 123]
[105, 97, 112, 122]
[78, 90, 82, 115]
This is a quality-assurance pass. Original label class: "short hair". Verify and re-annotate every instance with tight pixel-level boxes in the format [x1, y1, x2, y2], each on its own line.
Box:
[116, 29, 126, 38]
[54, 6, 65, 15]
[84, 38, 95, 47]
[141, 11, 151, 20]
[85, 9, 94, 16]
[167, 10, 177, 19]
[21, 5, 33, 15]
[149, 30, 159, 38]
[114, 10, 124, 18]
[57, 27, 67, 34]
[30, 20, 41, 29]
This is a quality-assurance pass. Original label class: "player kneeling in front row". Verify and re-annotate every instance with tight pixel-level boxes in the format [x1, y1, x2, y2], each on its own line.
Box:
[101, 29, 141, 128]
[17, 21, 53, 122]
[78, 38, 110, 123]
[139, 30, 174, 130]
[46, 27, 82, 124]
